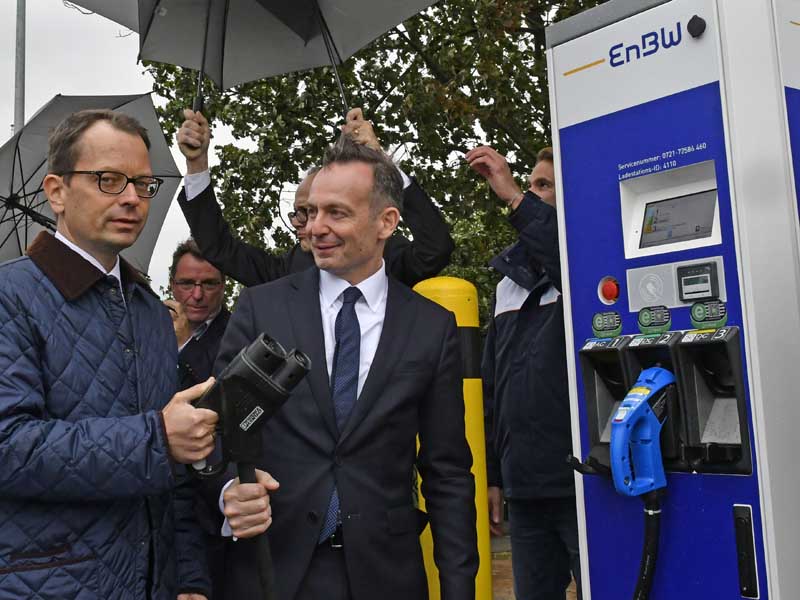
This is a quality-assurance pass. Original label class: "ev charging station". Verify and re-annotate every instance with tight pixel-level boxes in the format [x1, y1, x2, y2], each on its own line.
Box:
[546, 1, 800, 598]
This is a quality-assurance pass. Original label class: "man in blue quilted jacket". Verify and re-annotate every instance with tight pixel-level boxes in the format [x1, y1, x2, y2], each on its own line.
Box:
[0, 110, 223, 599]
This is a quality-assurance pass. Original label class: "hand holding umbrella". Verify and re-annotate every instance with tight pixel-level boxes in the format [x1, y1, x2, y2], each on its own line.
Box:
[341, 107, 382, 151]
[177, 109, 211, 174]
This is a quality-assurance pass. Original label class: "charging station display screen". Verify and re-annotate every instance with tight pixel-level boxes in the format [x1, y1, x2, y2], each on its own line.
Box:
[639, 190, 717, 249]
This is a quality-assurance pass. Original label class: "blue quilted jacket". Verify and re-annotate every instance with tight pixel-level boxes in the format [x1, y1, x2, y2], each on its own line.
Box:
[0, 233, 210, 599]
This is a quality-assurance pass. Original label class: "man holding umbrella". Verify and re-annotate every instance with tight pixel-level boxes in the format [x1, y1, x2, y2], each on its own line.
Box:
[175, 108, 454, 288]
[0, 109, 223, 600]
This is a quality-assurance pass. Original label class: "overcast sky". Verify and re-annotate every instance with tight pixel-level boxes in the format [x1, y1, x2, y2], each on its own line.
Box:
[0, 0, 271, 295]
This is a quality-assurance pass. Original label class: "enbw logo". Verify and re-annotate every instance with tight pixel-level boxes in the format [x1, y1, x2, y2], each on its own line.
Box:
[609, 22, 682, 67]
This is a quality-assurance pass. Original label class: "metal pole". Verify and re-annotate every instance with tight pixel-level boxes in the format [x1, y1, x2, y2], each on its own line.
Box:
[14, 0, 26, 133]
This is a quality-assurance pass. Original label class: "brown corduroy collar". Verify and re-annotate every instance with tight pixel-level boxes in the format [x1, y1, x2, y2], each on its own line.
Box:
[26, 231, 155, 301]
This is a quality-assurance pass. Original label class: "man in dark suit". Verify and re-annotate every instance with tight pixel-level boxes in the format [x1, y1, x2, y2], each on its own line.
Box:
[165, 239, 231, 391]
[175, 108, 454, 289]
[210, 135, 478, 600]
[164, 239, 232, 600]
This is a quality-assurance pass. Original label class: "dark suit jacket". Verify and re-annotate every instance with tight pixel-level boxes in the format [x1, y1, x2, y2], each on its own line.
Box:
[209, 267, 478, 600]
[177, 308, 231, 391]
[178, 179, 455, 288]
[175, 307, 231, 600]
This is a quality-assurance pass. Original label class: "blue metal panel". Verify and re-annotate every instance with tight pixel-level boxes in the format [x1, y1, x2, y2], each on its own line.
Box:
[560, 82, 767, 599]
[786, 86, 800, 217]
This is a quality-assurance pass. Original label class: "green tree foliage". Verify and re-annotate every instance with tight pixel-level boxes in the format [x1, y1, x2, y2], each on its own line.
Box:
[148, 0, 606, 327]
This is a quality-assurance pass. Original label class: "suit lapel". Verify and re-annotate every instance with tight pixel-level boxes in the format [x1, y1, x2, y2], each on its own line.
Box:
[339, 277, 416, 444]
[287, 268, 338, 439]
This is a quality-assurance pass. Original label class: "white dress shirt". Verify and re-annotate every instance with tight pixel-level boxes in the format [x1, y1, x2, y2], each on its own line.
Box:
[177, 307, 223, 352]
[318, 261, 388, 396]
[219, 261, 389, 536]
[54, 231, 124, 298]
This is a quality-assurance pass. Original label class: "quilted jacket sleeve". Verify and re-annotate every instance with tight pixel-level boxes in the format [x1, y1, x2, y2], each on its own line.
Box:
[0, 282, 176, 502]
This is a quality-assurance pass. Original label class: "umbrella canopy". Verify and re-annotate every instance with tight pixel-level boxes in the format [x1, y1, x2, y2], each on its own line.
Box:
[0, 93, 180, 273]
[73, 0, 439, 100]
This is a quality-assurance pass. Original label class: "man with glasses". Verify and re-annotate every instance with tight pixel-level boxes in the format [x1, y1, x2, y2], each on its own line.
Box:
[176, 108, 454, 288]
[163, 239, 230, 600]
[0, 109, 217, 599]
[286, 167, 317, 253]
[166, 239, 229, 391]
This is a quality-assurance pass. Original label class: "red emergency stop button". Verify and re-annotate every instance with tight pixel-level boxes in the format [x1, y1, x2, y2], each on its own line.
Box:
[598, 276, 620, 305]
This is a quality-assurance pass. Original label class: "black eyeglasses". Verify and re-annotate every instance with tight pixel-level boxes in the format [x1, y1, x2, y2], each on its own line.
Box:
[172, 279, 224, 292]
[59, 170, 164, 198]
[288, 207, 309, 225]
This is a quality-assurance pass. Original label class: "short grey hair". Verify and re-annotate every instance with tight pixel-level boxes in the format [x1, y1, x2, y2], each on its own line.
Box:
[321, 135, 403, 214]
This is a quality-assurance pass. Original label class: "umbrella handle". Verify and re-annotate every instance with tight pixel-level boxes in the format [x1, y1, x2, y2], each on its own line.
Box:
[193, 0, 213, 116]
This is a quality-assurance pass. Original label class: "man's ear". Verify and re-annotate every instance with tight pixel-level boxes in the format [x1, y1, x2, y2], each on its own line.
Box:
[377, 206, 400, 241]
[43, 173, 66, 218]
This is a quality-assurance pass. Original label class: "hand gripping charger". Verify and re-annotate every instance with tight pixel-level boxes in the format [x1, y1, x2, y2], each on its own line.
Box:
[610, 366, 674, 600]
[192, 333, 311, 600]
[191, 332, 311, 478]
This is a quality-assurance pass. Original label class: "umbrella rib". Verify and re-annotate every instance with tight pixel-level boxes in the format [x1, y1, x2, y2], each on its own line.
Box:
[28, 197, 51, 212]
[0, 211, 25, 255]
[140, 1, 163, 60]
[3, 187, 45, 201]
[220, 0, 231, 89]
[1, 195, 56, 230]
[0, 203, 11, 227]
[313, 1, 349, 116]
[23, 209, 29, 251]
[11, 126, 47, 199]
[195, 0, 214, 107]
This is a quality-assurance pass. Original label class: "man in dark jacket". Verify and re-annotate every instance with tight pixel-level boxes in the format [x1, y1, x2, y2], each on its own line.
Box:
[164, 238, 231, 600]
[211, 135, 477, 600]
[0, 110, 222, 600]
[175, 108, 454, 288]
[467, 145, 580, 600]
[166, 239, 231, 391]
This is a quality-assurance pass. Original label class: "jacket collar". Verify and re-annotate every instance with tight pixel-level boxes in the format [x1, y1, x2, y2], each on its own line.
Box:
[26, 231, 155, 301]
[285, 266, 415, 444]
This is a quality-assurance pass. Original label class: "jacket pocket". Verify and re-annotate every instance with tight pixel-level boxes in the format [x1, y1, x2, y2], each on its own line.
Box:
[0, 544, 98, 599]
[386, 506, 428, 535]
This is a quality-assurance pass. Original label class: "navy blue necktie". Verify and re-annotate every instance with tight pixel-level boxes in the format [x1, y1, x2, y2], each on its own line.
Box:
[319, 286, 362, 542]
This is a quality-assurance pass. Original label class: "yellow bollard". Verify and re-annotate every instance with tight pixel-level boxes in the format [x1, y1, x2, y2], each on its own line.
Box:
[413, 276, 492, 600]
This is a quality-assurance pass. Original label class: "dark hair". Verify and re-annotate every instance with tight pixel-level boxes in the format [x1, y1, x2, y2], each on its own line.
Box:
[169, 238, 223, 282]
[536, 147, 554, 164]
[321, 135, 403, 213]
[48, 109, 151, 177]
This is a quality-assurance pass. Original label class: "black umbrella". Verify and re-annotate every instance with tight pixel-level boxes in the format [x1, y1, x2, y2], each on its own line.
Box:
[0, 93, 181, 272]
[71, 0, 440, 115]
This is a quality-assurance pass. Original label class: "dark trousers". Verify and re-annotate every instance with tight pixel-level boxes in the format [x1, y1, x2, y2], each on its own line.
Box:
[295, 543, 352, 600]
[507, 497, 582, 600]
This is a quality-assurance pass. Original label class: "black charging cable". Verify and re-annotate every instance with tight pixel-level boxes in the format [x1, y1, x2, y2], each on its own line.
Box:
[633, 490, 662, 600]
